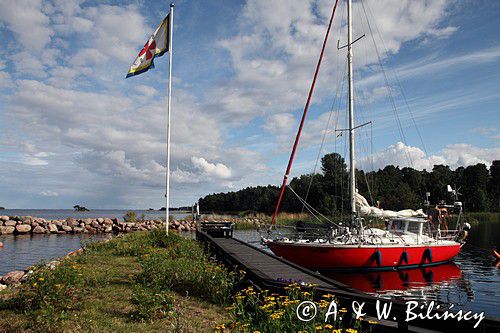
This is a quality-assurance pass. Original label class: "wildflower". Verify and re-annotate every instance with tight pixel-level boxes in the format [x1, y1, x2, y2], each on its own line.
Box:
[368, 320, 378, 325]
[302, 291, 311, 297]
[32, 283, 37, 287]
[215, 323, 226, 330]
[38, 277, 44, 281]
[345, 329, 358, 333]
[339, 308, 348, 313]
[324, 324, 333, 329]
[72, 265, 77, 269]
[315, 325, 323, 330]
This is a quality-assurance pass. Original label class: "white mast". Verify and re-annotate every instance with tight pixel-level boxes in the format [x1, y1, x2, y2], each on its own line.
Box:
[347, 0, 356, 221]
[165, 3, 174, 234]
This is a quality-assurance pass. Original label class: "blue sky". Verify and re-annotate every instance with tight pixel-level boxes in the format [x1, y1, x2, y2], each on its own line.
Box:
[0, 0, 499, 209]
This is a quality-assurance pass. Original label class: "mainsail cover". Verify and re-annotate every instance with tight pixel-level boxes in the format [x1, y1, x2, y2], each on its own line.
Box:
[355, 192, 425, 218]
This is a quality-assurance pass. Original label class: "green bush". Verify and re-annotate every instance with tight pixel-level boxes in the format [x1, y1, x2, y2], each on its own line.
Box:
[123, 211, 137, 222]
[130, 285, 174, 321]
[11, 260, 85, 331]
[136, 230, 238, 305]
[217, 283, 373, 333]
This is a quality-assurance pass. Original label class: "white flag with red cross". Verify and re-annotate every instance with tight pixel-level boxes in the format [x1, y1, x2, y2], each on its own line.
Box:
[126, 14, 170, 78]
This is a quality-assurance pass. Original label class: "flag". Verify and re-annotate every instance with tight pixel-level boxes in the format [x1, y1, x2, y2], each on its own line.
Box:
[126, 14, 170, 78]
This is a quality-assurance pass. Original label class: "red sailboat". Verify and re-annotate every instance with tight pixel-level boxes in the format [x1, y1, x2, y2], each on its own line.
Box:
[262, 0, 470, 270]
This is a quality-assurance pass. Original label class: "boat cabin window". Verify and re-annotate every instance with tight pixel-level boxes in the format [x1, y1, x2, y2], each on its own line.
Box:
[390, 219, 424, 236]
[391, 220, 405, 230]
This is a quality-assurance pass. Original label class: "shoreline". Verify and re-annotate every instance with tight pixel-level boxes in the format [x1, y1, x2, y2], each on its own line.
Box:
[0, 215, 197, 235]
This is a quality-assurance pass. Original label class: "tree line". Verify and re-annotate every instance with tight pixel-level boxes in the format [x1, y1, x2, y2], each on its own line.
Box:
[199, 153, 500, 214]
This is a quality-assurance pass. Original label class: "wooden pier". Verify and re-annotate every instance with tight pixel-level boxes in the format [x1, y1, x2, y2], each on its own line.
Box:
[197, 223, 500, 333]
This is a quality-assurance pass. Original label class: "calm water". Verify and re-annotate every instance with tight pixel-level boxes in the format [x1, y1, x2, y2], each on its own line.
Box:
[233, 222, 500, 319]
[0, 212, 498, 319]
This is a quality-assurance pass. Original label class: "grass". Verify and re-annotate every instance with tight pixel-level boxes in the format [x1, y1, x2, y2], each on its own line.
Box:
[0, 231, 233, 333]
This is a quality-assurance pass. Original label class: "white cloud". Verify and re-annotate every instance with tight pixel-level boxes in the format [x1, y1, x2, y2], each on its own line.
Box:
[191, 157, 232, 179]
[40, 190, 59, 197]
[210, 0, 456, 122]
[0, 71, 13, 89]
[84, 5, 150, 63]
[0, 0, 53, 50]
[362, 142, 499, 171]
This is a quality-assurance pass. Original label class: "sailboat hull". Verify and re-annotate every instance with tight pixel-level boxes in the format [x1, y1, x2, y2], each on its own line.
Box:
[266, 242, 461, 270]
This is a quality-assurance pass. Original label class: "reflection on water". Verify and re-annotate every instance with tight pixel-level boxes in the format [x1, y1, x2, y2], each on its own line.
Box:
[233, 229, 500, 318]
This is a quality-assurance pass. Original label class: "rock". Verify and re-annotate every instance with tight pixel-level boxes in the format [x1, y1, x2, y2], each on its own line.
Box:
[0, 284, 6, 291]
[66, 218, 78, 227]
[91, 221, 100, 228]
[15, 224, 31, 234]
[32, 226, 46, 234]
[48, 224, 58, 233]
[72, 227, 83, 233]
[104, 226, 112, 233]
[1, 270, 25, 285]
[0, 216, 9, 222]
[96, 217, 104, 223]
[62, 225, 72, 233]
[4, 220, 16, 227]
[0, 226, 15, 235]
[0, 241, 3, 247]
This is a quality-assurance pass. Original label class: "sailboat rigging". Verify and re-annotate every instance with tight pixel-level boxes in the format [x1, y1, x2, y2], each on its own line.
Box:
[262, 0, 470, 270]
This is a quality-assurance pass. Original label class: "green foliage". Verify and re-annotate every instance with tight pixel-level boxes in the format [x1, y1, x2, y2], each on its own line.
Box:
[9, 260, 85, 331]
[199, 153, 500, 214]
[136, 231, 239, 305]
[130, 284, 174, 321]
[123, 210, 138, 222]
[216, 283, 373, 333]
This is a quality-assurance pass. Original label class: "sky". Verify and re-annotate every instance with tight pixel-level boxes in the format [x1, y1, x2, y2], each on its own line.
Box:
[0, 0, 499, 209]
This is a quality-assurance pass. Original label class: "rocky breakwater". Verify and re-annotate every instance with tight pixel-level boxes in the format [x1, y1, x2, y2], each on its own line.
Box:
[0, 215, 179, 235]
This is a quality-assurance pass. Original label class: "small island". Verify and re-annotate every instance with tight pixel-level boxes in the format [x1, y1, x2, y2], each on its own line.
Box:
[73, 205, 89, 212]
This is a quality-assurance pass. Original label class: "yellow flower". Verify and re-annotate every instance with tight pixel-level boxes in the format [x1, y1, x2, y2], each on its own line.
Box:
[38, 277, 44, 281]
[315, 325, 323, 330]
[345, 329, 358, 333]
[72, 265, 77, 269]
[368, 320, 378, 325]
[324, 324, 333, 329]
[253, 331, 261, 333]
[32, 283, 37, 287]
[339, 308, 348, 313]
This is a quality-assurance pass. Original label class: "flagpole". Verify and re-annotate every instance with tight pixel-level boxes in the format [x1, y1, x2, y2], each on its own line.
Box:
[165, 2, 174, 234]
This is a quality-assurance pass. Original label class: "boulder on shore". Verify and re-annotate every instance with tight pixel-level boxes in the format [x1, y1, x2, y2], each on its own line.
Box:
[0, 226, 15, 235]
[32, 226, 46, 234]
[48, 224, 58, 233]
[15, 224, 31, 234]
[1, 270, 25, 285]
